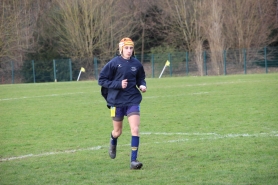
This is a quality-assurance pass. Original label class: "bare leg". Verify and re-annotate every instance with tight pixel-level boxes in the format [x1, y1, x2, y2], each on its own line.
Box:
[112, 120, 123, 138]
[128, 115, 140, 136]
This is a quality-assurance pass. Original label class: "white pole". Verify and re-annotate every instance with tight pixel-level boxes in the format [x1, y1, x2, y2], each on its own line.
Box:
[77, 70, 82, 81]
[159, 65, 167, 78]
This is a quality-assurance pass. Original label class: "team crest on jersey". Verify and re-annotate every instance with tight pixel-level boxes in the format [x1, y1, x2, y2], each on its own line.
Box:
[117, 64, 122, 68]
[131, 67, 137, 71]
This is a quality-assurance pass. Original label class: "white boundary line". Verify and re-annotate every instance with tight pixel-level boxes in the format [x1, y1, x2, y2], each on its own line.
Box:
[0, 91, 208, 102]
[153, 80, 258, 89]
[141, 132, 218, 136]
[0, 92, 85, 101]
[143, 92, 209, 99]
[0, 146, 102, 162]
[1, 79, 272, 101]
[1, 131, 277, 162]
[3, 78, 276, 102]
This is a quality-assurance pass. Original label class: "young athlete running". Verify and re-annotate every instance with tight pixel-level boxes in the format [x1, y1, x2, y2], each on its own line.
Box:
[98, 37, 147, 169]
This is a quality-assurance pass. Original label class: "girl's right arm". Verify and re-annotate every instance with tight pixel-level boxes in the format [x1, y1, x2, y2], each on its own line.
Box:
[98, 62, 122, 89]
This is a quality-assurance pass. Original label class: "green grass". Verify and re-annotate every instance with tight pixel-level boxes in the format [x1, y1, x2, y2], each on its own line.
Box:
[0, 74, 278, 185]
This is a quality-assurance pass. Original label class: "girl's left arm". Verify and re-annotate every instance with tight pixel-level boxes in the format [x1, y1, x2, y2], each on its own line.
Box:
[136, 65, 146, 88]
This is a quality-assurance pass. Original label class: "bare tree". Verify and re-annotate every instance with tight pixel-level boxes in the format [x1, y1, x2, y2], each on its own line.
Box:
[131, 0, 149, 62]
[117, 0, 158, 63]
[223, 0, 278, 64]
[47, 0, 106, 59]
[42, 0, 138, 67]
[163, 0, 278, 75]
[0, 0, 42, 64]
[162, 0, 206, 75]
[202, 0, 225, 75]
[224, 0, 276, 49]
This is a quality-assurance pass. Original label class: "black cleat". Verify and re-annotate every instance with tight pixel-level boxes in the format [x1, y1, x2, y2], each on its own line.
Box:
[109, 144, 116, 159]
[130, 160, 143, 170]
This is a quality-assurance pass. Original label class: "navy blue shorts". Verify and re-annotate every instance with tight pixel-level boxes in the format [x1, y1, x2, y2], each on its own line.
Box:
[111, 105, 140, 121]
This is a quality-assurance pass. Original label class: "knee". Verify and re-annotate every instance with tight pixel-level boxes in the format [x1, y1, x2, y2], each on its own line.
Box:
[113, 129, 122, 138]
[131, 126, 139, 136]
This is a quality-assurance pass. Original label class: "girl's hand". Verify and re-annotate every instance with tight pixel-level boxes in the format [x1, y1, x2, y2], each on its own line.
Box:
[122, 79, 128, 89]
[139, 85, 147, 93]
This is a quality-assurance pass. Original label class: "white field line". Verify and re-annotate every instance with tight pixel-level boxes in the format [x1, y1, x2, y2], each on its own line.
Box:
[1, 131, 277, 162]
[0, 146, 102, 162]
[144, 92, 209, 99]
[141, 132, 218, 136]
[154, 80, 273, 89]
[0, 79, 265, 101]
[0, 91, 207, 102]
[192, 92, 209, 95]
[0, 92, 86, 101]
[143, 132, 278, 143]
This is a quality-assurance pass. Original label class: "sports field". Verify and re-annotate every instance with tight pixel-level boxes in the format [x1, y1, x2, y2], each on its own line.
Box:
[0, 73, 277, 184]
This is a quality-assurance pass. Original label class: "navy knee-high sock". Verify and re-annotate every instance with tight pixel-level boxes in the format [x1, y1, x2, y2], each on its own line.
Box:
[131, 136, 139, 161]
[110, 132, 117, 146]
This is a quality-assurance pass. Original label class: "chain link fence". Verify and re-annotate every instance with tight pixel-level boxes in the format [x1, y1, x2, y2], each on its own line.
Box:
[0, 46, 277, 84]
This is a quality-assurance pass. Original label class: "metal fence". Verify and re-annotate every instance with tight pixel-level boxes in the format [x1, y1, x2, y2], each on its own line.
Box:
[0, 46, 277, 84]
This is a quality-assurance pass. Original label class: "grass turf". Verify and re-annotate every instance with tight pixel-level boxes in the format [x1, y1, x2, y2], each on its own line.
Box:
[0, 73, 277, 184]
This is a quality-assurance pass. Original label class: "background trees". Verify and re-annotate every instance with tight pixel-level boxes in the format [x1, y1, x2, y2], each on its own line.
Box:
[0, 0, 44, 65]
[0, 0, 277, 74]
[162, 0, 207, 75]
[40, 0, 138, 67]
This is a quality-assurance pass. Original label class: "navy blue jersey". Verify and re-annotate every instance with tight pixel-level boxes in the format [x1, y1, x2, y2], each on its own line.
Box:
[98, 56, 146, 107]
